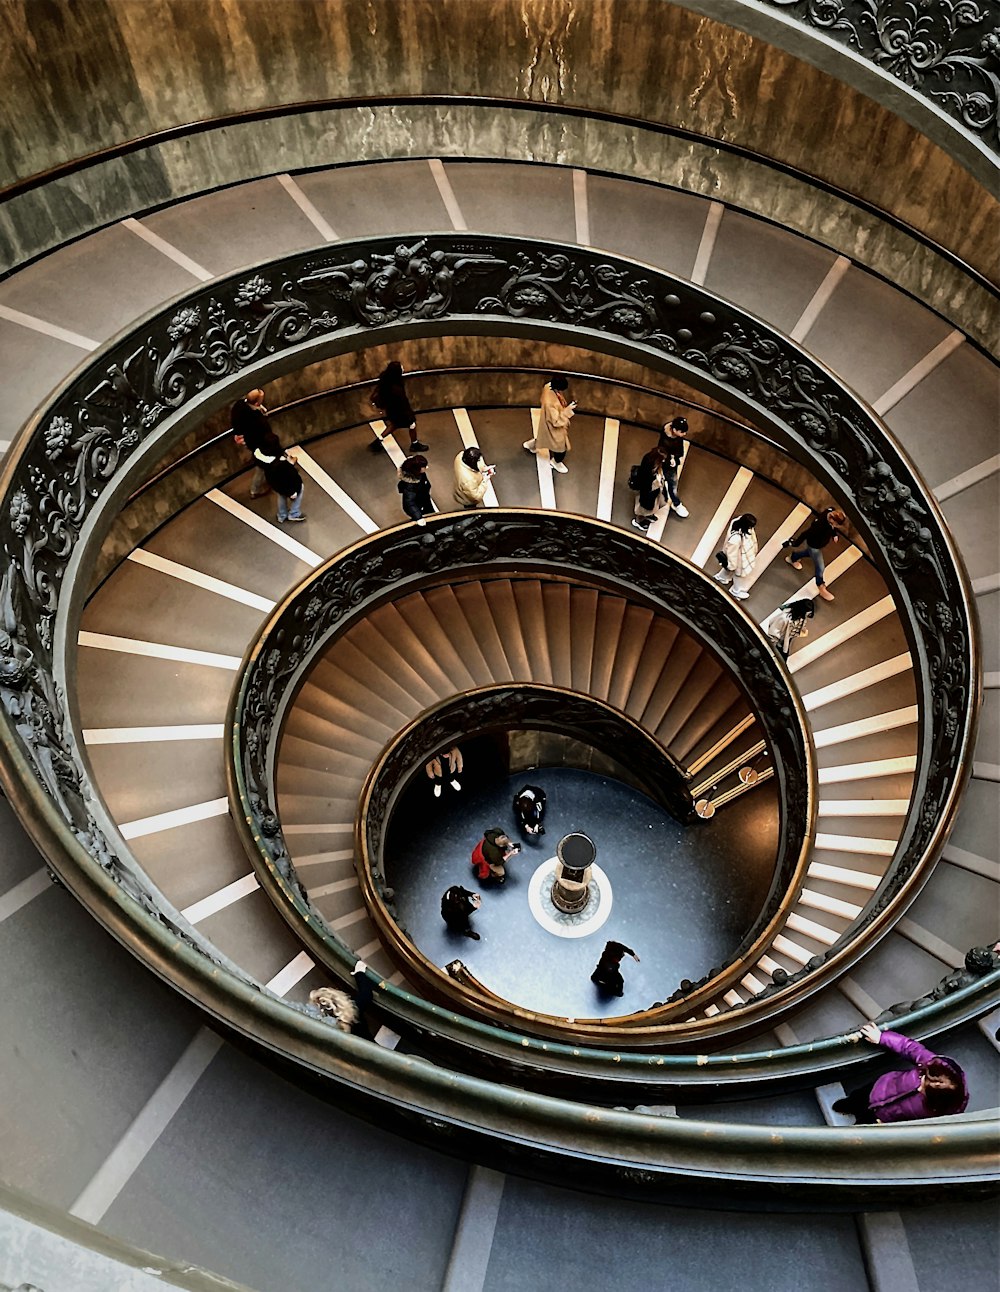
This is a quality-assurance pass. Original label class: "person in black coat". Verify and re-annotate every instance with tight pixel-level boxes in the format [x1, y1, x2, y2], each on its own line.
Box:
[654, 416, 690, 517]
[371, 361, 428, 451]
[591, 940, 640, 996]
[253, 431, 306, 523]
[631, 445, 669, 532]
[513, 784, 546, 836]
[398, 455, 433, 525]
[441, 885, 482, 940]
[231, 388, 272, 498]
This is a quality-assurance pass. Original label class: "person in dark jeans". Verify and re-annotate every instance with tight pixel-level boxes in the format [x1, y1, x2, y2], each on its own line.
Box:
[441, 885, 482, 940]
[253, 432, 306, 523]
[591, 940, 641, 996]
[397, 454, 433, 526]
[513, 784, 546, 836]
[655, 416, 690, 517]
[371, 361, 427, 451]
[784, 507, 847, 602]
[631, 445, 669, 532]
[231, 388, 272, 498]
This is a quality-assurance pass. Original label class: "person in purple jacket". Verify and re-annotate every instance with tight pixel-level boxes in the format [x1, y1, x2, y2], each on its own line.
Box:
[833, 1022, 969, 1123]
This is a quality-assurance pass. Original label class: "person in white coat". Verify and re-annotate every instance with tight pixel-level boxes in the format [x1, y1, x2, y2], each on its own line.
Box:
[763, 598, 815, 659]
[714, 513, 758, 600]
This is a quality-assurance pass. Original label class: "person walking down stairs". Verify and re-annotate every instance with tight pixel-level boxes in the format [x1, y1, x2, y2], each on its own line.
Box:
[453, 445, 495, 509]
[783, 507, 847, 602]
[763, 598, 816, 659]
[230, 387, 272, 498]
[371, 360, 428, 452]
[656, 416, 690, 517]
[252, 432, 306, 523]
[398, 455, 434, 526]
[631, 445, 670, 533]
[715, 513, 758, 600]
[833, 1023, 969, 1123]
[524, 374, 575, 473]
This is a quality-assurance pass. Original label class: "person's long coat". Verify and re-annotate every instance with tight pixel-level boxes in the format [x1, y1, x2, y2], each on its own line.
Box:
[535, 384, 574, 454]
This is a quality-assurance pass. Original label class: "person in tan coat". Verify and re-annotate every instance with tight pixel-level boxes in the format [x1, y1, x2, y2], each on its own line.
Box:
[452, 446, 494, 509]
[523, 375, 575, 473]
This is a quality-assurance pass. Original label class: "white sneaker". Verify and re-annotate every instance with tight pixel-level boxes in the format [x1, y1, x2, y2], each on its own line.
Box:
[450, 779, 462, 791]
[730, 589, 750, 600]
[673, 503, 689, 518]
[522, 440, 536, 453]
[714, 570, 731, 583]
[551, 461, 568, 474]
[433, 784, 442, 798]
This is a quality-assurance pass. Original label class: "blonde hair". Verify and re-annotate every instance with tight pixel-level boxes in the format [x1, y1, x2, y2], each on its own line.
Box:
[309, 987, 359, 1032]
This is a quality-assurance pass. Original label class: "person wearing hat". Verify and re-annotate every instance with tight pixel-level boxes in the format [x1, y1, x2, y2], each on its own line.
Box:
[655, 416, 690, 518]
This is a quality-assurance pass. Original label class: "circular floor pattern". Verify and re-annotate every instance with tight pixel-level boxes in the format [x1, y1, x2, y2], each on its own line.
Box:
[527, 858, 613, 939]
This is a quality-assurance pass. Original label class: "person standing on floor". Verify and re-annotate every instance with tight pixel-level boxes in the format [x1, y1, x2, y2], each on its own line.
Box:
[231, 388, 272, 499]
[833, 1023, 969, 1123]
[714, 513, 758, 600]
[425, 745, 464, 797]
[397, 454, 434, 526]
[523, 375, 575, 473]
[371, 361, 428, 452]
[763, 598, 815, 660]
[471, 828, 520, 885]
[513, 784, 546, 837]
[440, 885, 482, 940]
[453, 445, 494, 509]
[783, 506, 847, 602]
[656, 416, 690, 517]
[591, 940, 640, 997]
[253, 432, 306, 523]
[631, 445, 669, 533]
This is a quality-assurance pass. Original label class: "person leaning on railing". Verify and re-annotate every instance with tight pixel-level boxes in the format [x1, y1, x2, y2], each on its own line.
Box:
[833, 1022, 969, 1123]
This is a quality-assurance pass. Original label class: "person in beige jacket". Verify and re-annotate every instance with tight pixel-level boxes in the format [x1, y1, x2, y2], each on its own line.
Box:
[453, 446, 493, 508]
[523, 375, 575, 473]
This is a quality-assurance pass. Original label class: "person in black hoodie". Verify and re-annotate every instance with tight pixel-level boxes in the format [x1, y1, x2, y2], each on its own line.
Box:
[253, 432, 306, 523]
[397, 454, 433, 526]
[231, 388, 272, 498]
[371, 361, 428, 452]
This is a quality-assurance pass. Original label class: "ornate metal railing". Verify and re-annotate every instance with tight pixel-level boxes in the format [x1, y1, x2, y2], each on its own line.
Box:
[228, 519, 813, 1043]
[0, 233, 988, 1171]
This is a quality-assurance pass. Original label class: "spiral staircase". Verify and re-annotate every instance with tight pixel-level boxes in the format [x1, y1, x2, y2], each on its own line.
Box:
[1, 4, 999, 1290]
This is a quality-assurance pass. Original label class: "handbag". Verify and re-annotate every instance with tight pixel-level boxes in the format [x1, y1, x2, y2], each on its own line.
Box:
[628, 464, 641, 490]
[715, 550, 729, 569]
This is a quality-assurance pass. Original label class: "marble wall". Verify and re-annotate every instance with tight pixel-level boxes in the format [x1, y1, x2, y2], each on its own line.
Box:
[0, 0, 993, 288]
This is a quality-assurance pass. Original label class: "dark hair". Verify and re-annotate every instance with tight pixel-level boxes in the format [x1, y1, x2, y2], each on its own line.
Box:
[827, 507, 847, 526]
[922, 1060, 964, 1114]
[668, 416, 688, 433]
[549, 375, 569, 391]
[461, 446, 483, 469]
[380, 361, 403, 382]
[786, 598, 816, 622]
[731, 513, 757, 533]
[402, 454, 428, 474]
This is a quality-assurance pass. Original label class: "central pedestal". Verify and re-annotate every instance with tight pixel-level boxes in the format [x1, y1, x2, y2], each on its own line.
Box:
[551, 832, 598, 913]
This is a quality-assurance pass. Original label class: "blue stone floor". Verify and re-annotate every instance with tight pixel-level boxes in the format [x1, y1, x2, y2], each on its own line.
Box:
[385, 766, 778, 1019]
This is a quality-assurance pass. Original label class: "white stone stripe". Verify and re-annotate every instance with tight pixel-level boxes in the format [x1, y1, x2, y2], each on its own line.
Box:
[265, 950, 316, 996]
[897, 918, 964, 968]
[740, 972, 766, 994]
[120, 796, 229, 841]
[744, 501, 812, 588]
[857, 1212, 921, 1292]
[788, 593, 893, 672]
[801, 653, 911, 711]
[757, 955, 782, 977]
[703, 1004, 721, 1017]
[722, 989, 744, 1007]
[814, 706, 918, 748]
[277, 173, 338, 240]
[83, 724, 225, 744]
[689, 466, 753, 568]
[387, 970, 406, 986]
[292, 848, 356, 868]
[127, 547, 276, 612]
[816, 755, 917, 783]
[370, 419, 408, 468]
[839, 976, 882, 1021]
[934, 453, 1000, 503]
[77, 630, 241, 671]
[0, 302, 98, 350]
[355, 938, 383, 959]
[985, 672, 1000, 688]
[817, 799, 909, 816]
[799, 888, 862, 919]
[0, 438, 10, 455]
[452, 408, 499, 506]
[206, 488, 323, 565]
[790, 255, 851, 342]
[294, 447, 378, 532]
[572, 168, 590, 244]
[330, 906, 368, 931]
[815, 832, 896, 857]
[69, 1027, 223, 1224]
[442, 1165, 507, 1292]
[309, 877, 359, 899]
[973, 572, 1000, 595]
[974, 762, 1000, 781]
[530, 409, 557, 510]
[120, 217, 212, 281]
[782, 545, 862, 607]
[428, 158, 467, 230]
[774, 1021, 800, 1045]
[595, 417, 620, 521]
[807, 862, 880, 890]
[872, 330, 965, 415]
[772, 934, 812, 965]
[0, 867, 50, 923]
[180, 872, 259, 924]
[786, 912, 840, 946]
[691, 201, 724, 285]
[283, 821, 354, 835]
[942, 844, 1000, 882]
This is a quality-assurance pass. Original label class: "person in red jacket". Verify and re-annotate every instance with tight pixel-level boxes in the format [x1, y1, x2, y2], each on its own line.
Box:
[470, 829, 520, 885]
[833, 1022, 969, 1123]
